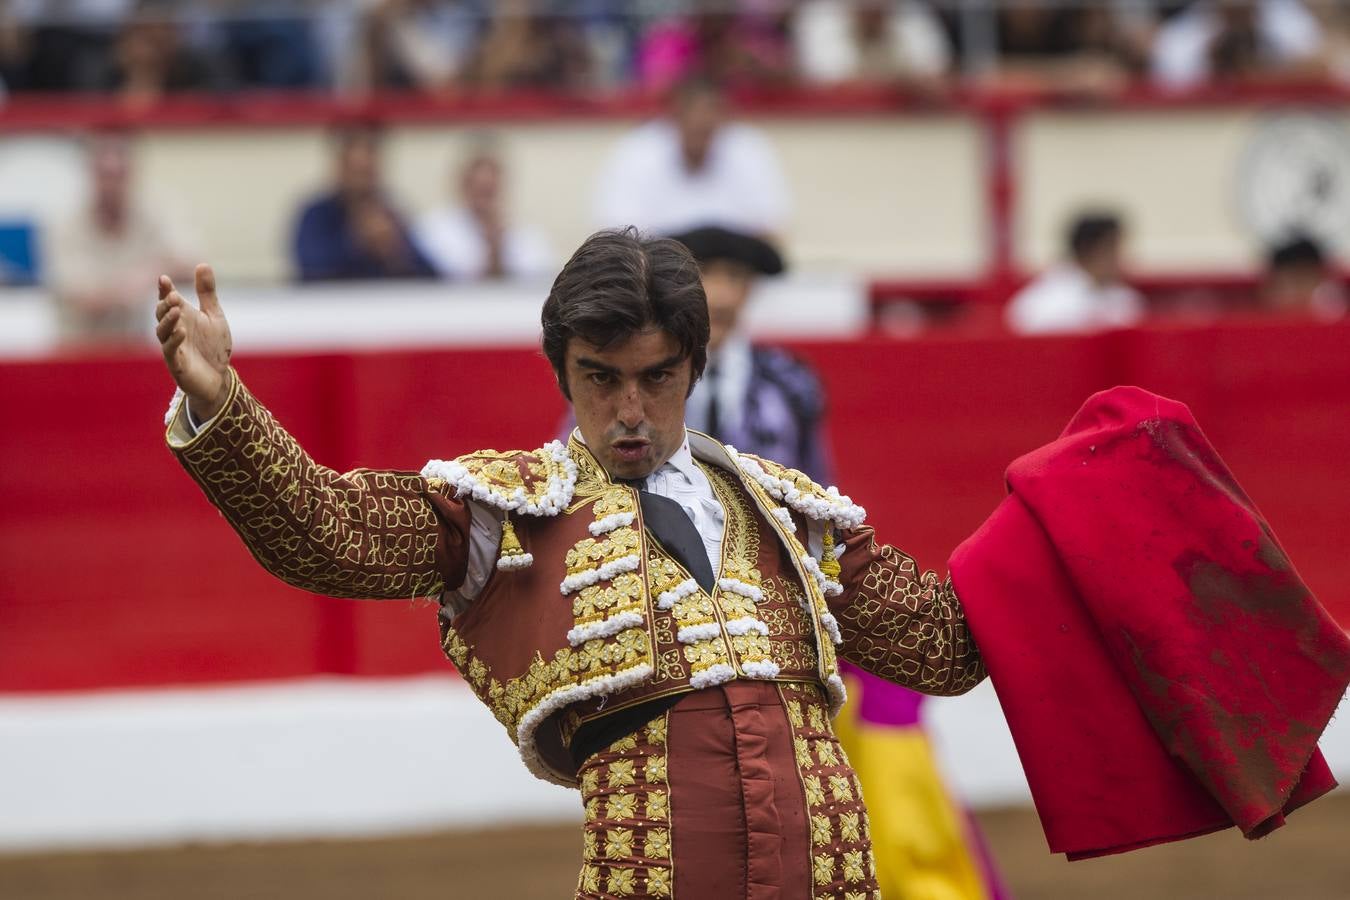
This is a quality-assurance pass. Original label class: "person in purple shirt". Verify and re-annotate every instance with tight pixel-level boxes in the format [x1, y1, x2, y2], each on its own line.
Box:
[292, 127, 436, 282]
[670, 226, 831, 482]
[672, 224, 1010, 899]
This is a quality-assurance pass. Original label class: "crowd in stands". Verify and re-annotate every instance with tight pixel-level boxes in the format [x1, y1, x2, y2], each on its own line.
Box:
[6, 3, 1347, 345]
[3, 1, 1350, 104]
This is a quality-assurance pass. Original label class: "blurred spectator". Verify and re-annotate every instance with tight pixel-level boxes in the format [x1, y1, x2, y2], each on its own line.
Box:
[43, 131, 194, 345]
[594, 77, 790, 237]
[413, 141, 554, 280]
[1261, 233, 1347, 318]
[636, 2, 793, 92]
[673, 225, 829, 480]
[215, 2, 322, 89]
[351, 0, 481, 93]
[1006, 210, 1145, 335]
[93, 1, 223, 105]
[953, 1, 1148, 96]
[292, 127, 436, 281]
[461, 0, 592, 92]
[0, 0, 131, 92]
[791, 0, 953, 91]
[1310, 0, 1350, 82]
[1152, 0, 1325, 88]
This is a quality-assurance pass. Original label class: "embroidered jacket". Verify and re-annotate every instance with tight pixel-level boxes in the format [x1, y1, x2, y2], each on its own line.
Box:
[166, 371, 985, 786]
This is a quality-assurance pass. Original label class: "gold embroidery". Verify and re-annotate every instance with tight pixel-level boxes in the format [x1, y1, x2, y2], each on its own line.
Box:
[813, 854, 835, 886]
[576, 710, 673, 899]
[607, 759, 637, 788]
[843, 849, 866, 883]
[643, 828, 671, 859]
[647, 868, 672, 896]
[833, 541, 986, 695]
[606, 867, 636, 896]
[811, 814, 832, 845]
[606, 793, 637, 820]
[780, 684, 879, 898]
[604, 827, 634, 859]
[839, 812, 862, 843]
[643, 755, 668, 783]
[175, 381, 446, 600]
[580, 864, 600, 893]
[582, 830, 597, 860]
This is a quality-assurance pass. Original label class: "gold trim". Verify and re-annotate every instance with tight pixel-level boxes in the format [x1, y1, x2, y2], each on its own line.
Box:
[164, 366, 241, 451]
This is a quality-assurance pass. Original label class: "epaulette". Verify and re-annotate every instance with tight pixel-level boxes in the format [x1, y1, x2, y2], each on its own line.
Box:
[727, 450, 866, 530]
[727, 448, 866, 607]
[422, 442, 578, 571]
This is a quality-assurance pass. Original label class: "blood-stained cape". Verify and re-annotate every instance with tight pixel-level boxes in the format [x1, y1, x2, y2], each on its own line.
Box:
[950, 386, 1350, 860]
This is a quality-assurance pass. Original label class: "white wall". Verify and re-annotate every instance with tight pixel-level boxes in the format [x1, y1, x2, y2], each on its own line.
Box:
[1, 677, 1344, 852]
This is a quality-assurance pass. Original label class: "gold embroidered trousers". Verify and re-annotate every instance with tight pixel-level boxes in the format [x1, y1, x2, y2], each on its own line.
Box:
[577, 681, 879, 900]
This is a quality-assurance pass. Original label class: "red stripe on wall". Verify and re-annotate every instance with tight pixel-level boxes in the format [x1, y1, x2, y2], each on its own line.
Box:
[2, 322, 1347, 692]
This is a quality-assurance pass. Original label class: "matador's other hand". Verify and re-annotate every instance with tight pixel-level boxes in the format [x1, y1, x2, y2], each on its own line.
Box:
[155, 263, 233, 420]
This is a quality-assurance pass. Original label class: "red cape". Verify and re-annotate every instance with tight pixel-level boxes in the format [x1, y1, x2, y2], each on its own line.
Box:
[949, 386, 1350, 860]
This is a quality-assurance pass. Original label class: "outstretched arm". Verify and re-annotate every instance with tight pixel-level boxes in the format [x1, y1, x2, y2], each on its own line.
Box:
[156, 267, 472, 600]
[826, 526, 985, 696]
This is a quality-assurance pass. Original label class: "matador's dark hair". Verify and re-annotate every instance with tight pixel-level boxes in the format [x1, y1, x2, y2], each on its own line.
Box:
[541, 228, 709, 400]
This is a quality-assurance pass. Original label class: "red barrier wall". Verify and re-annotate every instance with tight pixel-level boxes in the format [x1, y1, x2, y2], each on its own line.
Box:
[2, 321, 1347, 692]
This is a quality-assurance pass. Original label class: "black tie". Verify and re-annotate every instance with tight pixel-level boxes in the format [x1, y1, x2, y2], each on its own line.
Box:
[705, 361, 722, 439]
[620, 477, 716, 593]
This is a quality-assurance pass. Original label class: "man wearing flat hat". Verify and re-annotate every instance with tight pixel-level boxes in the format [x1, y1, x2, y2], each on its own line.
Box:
[674, 224, 1010, 899]
[672, 225, 830, 482]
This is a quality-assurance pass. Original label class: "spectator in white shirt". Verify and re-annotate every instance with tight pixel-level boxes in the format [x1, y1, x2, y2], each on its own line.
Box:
[1006, 211, 1145, 336]
[791, 0, 953, 90]
[593, 77, 790, 238]
[414, 142, 554, 281]
[1152, 0, 1324, 88]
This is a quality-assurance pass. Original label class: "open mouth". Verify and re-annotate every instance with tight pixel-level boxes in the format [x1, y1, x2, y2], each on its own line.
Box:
[611, 438, 651, 463]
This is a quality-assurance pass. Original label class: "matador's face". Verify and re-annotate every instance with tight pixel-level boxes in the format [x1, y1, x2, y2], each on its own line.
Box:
[564, 329, 693, 481]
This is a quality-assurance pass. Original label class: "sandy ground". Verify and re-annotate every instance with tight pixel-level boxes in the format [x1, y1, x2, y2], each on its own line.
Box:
[2, 793, 1347, 900]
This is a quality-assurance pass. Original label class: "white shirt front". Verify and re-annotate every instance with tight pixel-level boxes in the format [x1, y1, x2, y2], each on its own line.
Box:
[413, 207, 554, 281]
[593, 120, 790, 236]
[1005, 263, 1145, 336]
[686, 333, 754, 435]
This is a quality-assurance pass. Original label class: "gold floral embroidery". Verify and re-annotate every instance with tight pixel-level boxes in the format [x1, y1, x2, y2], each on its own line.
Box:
[607, 759, 637, 788]
[647, 868, 672, 896]
[843, 850, 866, 884]
[839, 812, 862, 843]
[645, 717, 667, 744]
[606, 793, 637, 821]
[811, 814, 832, 845]
[606, 867, 636, 896]
[813, 854, 836, 886]
[645, 791, 669, 820]
[780, 683, 878, 898]
[575, 710, 674, 898]
[604, 828, 634, 859]
[580, 864, 600, 893]
[643, 828, 671, 859]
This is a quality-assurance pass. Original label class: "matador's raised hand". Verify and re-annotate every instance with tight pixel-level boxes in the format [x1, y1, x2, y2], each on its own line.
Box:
[155, 264, 233, 421]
